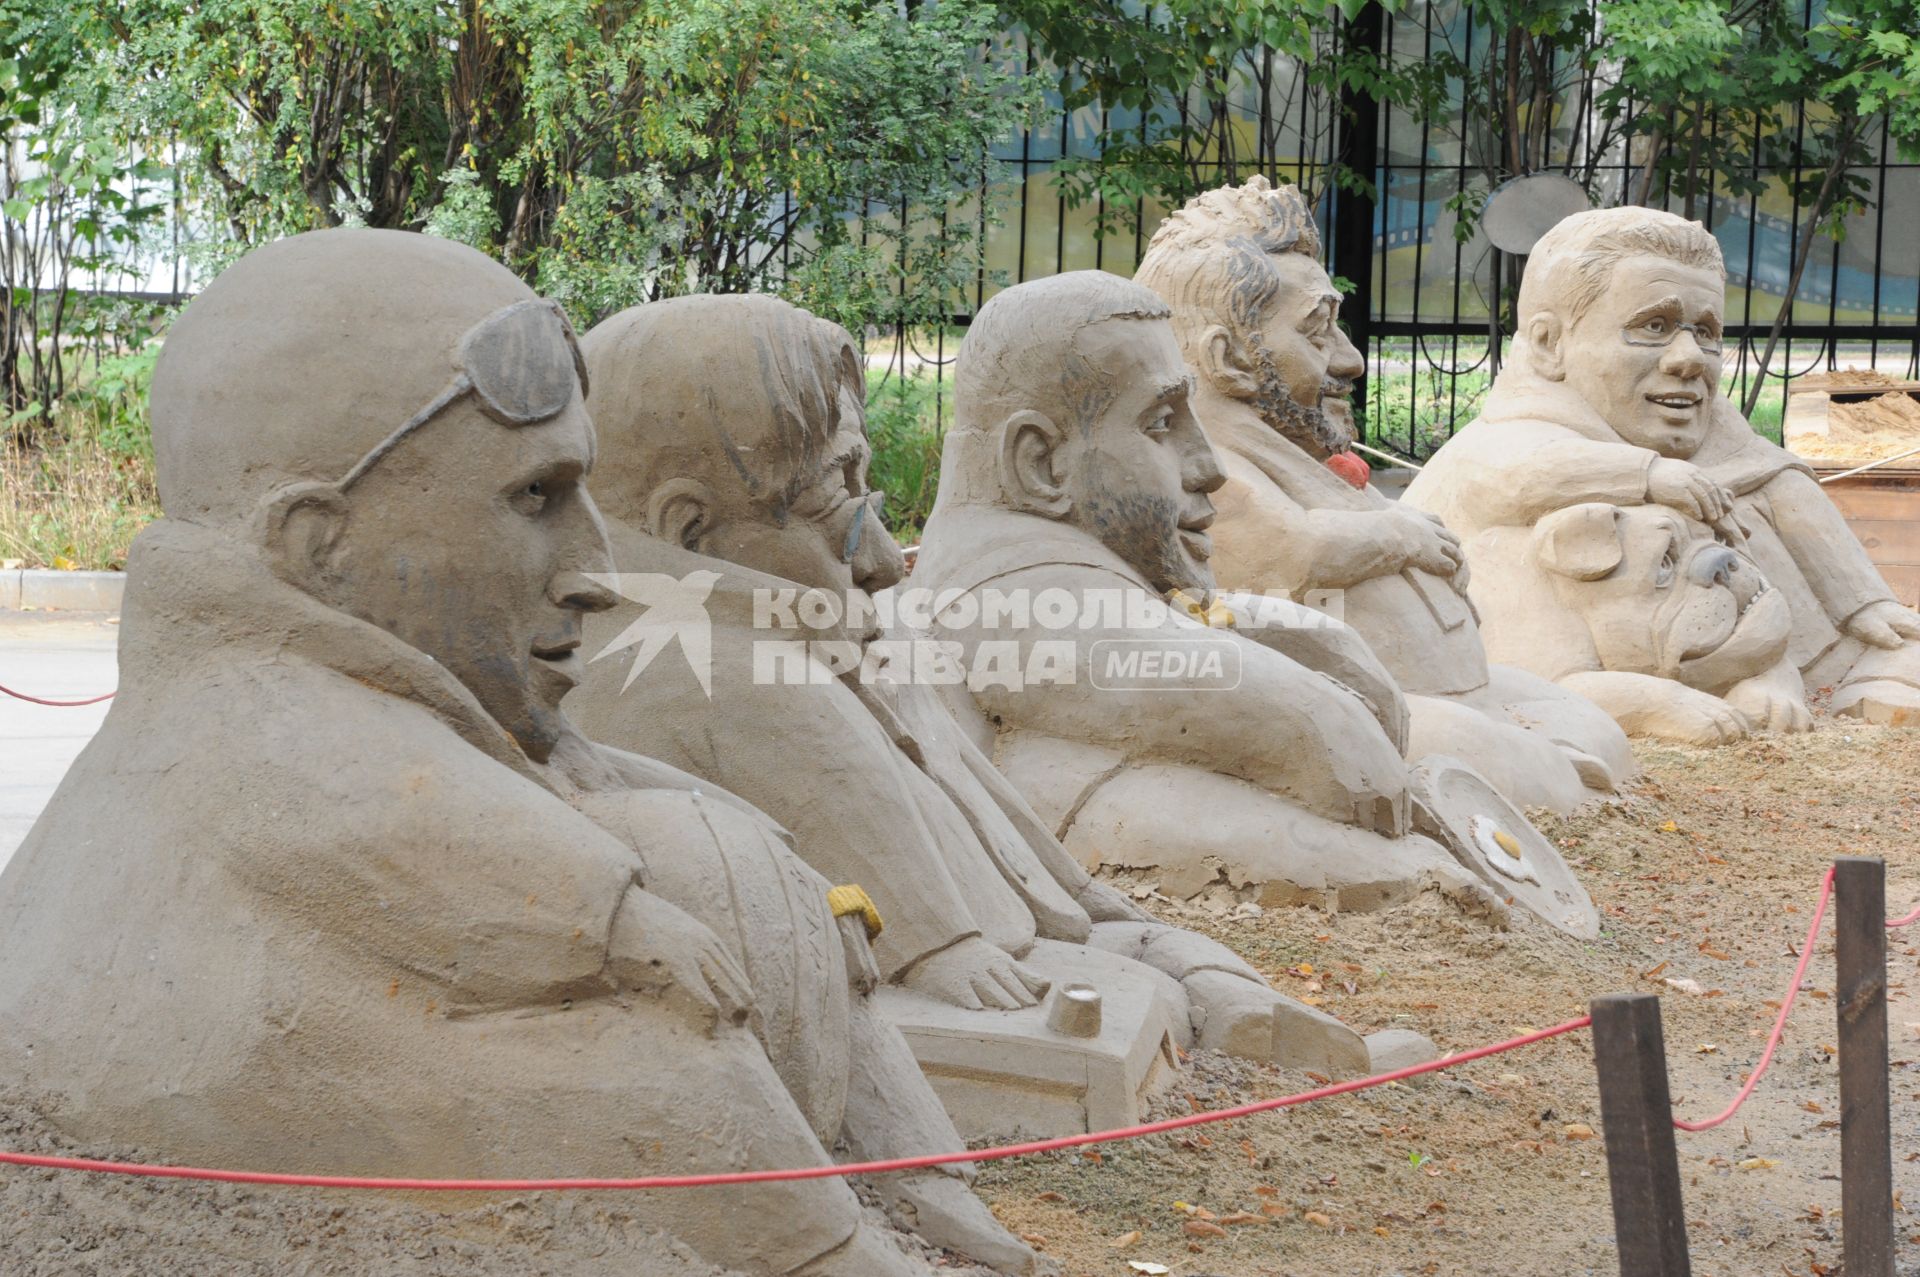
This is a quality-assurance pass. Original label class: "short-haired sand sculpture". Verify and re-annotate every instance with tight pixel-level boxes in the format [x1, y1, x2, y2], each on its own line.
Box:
[1406, 206, 1920, 737]
[912, 271, 1599, 941]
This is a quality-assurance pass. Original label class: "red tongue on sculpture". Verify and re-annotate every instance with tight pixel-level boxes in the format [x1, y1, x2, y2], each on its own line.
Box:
[1326, 450, 1370, 490]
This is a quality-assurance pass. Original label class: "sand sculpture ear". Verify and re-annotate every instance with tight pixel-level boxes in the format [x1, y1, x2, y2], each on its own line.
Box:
[260, 480, 349, 587]
[1198, 324, 1261, 400]
[998, 409, 1071, 518]
[1533, 503, 1624, 581]
[1526, 313, 1567, 382]
[645, 477, 719, 552]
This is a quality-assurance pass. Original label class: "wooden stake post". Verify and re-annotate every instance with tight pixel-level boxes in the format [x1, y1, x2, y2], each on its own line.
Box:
[1590, 993, 1691, 1276]
[1834, 856, 1894, 1277]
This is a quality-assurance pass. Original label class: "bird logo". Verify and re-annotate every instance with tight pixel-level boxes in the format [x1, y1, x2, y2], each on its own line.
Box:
[587, 570, 722, 698]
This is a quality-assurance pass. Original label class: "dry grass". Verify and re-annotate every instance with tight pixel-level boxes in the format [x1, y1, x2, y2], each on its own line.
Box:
[0, 418, 159, 571]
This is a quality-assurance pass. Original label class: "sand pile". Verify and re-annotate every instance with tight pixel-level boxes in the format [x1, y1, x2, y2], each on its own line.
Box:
[1788, 369, 1920, 463]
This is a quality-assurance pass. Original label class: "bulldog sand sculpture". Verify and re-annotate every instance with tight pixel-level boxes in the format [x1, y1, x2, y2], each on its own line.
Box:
[567, 294, 1434, 1128]
[1133, 176, 1633, 810]
[910, 271, 1599, 940]
[1406, 206, 1920, 737]
[0, 230, 1046, 1277]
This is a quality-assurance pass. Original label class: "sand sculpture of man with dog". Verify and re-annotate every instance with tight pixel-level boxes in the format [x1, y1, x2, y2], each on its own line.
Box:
[1132, 176, 1633, 808]
[1406, 206, 1920, 737]
[568, 292, 1432, 1083]
[0, 230, 1046, 1277]
[907, 271, 1595, 938]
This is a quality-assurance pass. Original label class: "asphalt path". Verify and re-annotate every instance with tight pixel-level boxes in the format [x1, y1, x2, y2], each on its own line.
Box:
[0, 614, 117, 873]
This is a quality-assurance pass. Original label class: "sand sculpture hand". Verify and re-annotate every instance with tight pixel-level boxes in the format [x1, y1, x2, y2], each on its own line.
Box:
[1723, 669, 1814, 734]
[1073, 877, 1156, 924]
[1389, 505, 1465, 578]
[901, 936, 1049, 1011]
[608, 887, 756, 1031]
[1646, 458, 1736, 530]
[1634, 685, 1753, 745]
[1844, 599, 1920, 650]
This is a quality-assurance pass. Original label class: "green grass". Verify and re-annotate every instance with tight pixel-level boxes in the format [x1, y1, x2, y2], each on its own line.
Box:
[1, 403, 160, 571]
[864, 364, 946, 542]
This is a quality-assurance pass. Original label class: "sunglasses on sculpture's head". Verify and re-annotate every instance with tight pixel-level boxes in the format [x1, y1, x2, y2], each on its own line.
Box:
[337, 299, 588, 491]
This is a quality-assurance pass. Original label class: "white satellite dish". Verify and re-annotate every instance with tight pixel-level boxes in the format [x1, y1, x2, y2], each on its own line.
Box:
[1481, 173, 1592, 255]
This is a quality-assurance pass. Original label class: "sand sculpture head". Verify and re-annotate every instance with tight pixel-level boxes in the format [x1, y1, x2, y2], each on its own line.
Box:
[1530, 502, 1790, 692]
[1515, 207, 1727, 459]
[945, 270, 1224, 594]
[583, 293, 905, 598]
[149, 228, 613, 762]
[1134, 175, 1362, 457]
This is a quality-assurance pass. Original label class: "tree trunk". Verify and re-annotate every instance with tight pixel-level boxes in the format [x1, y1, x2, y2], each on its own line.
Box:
[1740, 115, 1863, 418]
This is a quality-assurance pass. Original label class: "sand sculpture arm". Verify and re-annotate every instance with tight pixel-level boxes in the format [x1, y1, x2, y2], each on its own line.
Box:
[1211, 470, 1461, 593]
[1556, 669, 1752, 745]
[1757, 468, 1901, 631]
[1214, 592, 1411, 751]
[1451, 432, 1661, 529]
[946, 565, 1411, 835]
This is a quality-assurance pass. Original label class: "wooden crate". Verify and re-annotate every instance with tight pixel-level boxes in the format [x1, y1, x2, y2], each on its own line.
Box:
[1786, 377, 1920, 608]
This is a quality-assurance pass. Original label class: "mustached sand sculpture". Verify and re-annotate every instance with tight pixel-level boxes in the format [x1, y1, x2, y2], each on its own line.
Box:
[567, 295, 1426, 1132]
[1406, 206, 1920, 736]
[0, 230, 1045, 1277]
[1133, 177, 1633, 810]
[909, 272, 1598, 940]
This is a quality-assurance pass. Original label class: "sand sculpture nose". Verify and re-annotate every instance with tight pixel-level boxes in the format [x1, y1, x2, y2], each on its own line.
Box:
[1687, 545, 1737, 589]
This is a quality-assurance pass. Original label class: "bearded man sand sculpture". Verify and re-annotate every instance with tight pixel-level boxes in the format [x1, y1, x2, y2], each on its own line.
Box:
[1133, 177, 1632, 810]
[909, 272, 1598, 940]
[1406, 206, 1920, 736]
[567, 295, 1429, 1122]
[0, 230, 1046, 1277]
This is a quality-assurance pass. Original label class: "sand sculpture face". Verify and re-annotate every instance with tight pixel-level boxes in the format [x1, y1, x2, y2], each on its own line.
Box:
[1133, 175, 1362, 458]
[290, 301, 612, 760]
[1043, 319, 1224, 594]
[949, 275, 1225, 595]
[1536, 255, 1726, 459]
[1533, 503, 1791, 692]
[588, 294, 904, 602]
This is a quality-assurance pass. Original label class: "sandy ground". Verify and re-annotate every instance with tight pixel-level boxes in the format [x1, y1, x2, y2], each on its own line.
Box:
[977, 719, 1920, 1277]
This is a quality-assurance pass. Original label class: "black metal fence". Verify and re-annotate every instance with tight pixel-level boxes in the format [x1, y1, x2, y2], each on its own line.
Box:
[876, 1, 1919, 464]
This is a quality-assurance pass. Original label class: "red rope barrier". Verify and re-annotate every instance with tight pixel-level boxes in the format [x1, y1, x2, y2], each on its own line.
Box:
[1887, 902, 1920, 929]
[0, 1016, 1594, 1192]
[1672, 865, 1834, 1133]
[0, 682, 114, 707]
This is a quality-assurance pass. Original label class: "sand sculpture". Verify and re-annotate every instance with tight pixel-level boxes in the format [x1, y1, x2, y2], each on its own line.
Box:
[1405, 207, 1920, 731]
[567, 295, 1432, 1127]
[0, 230, 1045, 1277]
[910, 271, 1599, 940]
[1133, 177, 1633, 811]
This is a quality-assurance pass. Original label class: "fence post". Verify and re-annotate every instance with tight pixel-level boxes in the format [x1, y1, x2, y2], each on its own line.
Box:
[1835, 856, 1894, 1277]
[1590, 993, 1692, 1277]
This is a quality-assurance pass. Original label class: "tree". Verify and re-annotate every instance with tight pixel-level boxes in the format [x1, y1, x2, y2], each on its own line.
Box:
[62, 0, 1039, 332]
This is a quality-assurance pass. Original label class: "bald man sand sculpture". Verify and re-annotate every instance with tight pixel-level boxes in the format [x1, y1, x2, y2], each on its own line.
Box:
[0, 230, 1044, 1277]
[1406, 207, 1920, 737]
[567, 294, 1424, 1109]
[1133, 177, 1632, 809]
[910, 272, 1598, 940]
